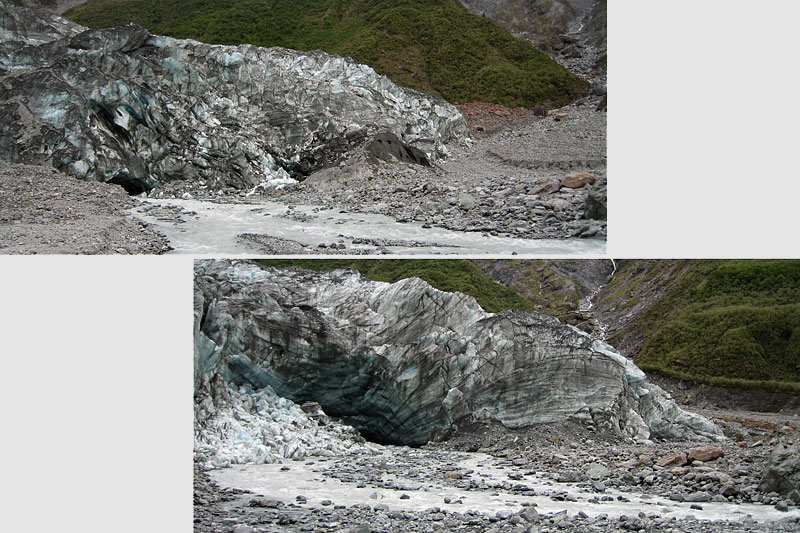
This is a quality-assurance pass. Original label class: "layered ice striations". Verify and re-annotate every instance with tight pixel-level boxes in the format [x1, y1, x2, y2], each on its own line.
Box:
[194, 260, 724, 450]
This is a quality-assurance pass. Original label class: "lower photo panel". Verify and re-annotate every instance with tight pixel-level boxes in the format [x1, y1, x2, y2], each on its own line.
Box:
[193, 259, 800, 531]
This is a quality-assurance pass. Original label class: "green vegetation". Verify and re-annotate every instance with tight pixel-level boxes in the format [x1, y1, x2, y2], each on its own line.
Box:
[65, 0, 587, 108]
[608, 260, 800, 393]
[474, 259, 584, 320]
[253, 259, 535, 313]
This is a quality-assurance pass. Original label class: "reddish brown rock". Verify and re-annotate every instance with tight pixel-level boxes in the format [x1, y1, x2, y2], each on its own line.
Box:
[530, 178, 562, 195]
[688, 445, 725, 463]
[561, 172, 596, 189]
[619, 455, 653, 469]
[656, 451, 688, 468]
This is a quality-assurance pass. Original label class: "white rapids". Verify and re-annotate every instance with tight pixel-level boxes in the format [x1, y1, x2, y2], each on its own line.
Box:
[209, 450, 799, 524]
[131, 198, 605, 255]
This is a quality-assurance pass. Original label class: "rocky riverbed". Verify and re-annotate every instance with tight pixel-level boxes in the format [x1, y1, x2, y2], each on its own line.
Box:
[266, 98, 606, 242]
[195, 410, 800, 533]
[139, 85, 606, 249]
[138, 93, 607, 252]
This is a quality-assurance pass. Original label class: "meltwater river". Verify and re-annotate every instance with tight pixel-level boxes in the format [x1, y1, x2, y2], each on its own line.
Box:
[210, 450, 798, 524]
[131, 198, 605, 255]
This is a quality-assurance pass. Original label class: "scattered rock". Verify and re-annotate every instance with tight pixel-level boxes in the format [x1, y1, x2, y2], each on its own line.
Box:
[0, 164, 170, 254]
[530, 178, 562, 195]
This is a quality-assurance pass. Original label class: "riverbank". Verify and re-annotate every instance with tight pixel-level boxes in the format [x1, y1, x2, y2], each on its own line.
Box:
[195, 407, 800, 532]
[0, 164, 170, 254]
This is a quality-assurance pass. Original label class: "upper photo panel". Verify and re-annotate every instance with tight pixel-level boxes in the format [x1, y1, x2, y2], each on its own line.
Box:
[1, 0, 606, 255]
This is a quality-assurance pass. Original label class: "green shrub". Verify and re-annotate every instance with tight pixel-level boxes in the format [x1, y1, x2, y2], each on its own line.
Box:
[620, 260, 800, 392]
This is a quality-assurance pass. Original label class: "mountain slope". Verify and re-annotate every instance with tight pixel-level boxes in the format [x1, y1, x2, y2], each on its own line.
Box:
[475, 259, 613, 320]
[459, 0, 594, 37]
[603, 260, 800, 392]
[65, 0, 588, 108]
[483, 259, 800, 393]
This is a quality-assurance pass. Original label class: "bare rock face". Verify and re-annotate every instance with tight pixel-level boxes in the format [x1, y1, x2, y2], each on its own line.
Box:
[0, 2, 466, 194]
[194, 260, 724, 446]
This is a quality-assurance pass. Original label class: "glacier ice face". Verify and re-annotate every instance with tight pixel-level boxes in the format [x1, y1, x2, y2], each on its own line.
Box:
[194, 382, 373, 470]
[0, 2, 467, 193]
[194, 260, 725, 446]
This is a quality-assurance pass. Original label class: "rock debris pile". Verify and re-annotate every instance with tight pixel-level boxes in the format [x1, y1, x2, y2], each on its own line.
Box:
[0, 163, 169, 253]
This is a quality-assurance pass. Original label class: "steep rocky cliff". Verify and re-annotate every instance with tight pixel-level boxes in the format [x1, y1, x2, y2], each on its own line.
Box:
[460, 0, 594, 36]
[0, 2, 466, 194]
[195, 260, 723, 447]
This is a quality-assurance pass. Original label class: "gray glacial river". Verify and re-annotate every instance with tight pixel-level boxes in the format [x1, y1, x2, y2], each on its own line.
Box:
[210, 450, 798, 524]
[131, 198, 605, 255]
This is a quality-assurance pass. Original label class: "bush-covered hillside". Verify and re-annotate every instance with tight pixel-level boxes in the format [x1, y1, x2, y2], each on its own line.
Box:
[607, 260, 800, 392]
[254, 259, 535, 313]
[65, 0, 587, 108]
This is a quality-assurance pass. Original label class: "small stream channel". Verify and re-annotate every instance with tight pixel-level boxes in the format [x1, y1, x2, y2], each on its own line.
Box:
[578, 259, 616, 340]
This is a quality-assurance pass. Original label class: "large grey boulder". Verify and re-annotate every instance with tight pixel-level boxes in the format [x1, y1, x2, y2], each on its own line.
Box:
[584, 175, 607, 220]
[194, 260, 723, 446]
[761, 441, 800, 503]
[0, 2, 466, 194]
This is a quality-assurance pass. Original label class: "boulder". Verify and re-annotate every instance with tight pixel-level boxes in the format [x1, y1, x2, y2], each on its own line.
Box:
[584, 177, 607, 220]
[656, 451, 688, 468]
[760, 441, 800, 503]
[194, 261, 725, 446]
[458, 192, 477, 210]
[585, 463, 610, 480]
[530, 178, 562, 195]
[688, 445, 724, 463]
[561, 172, 596, 189]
